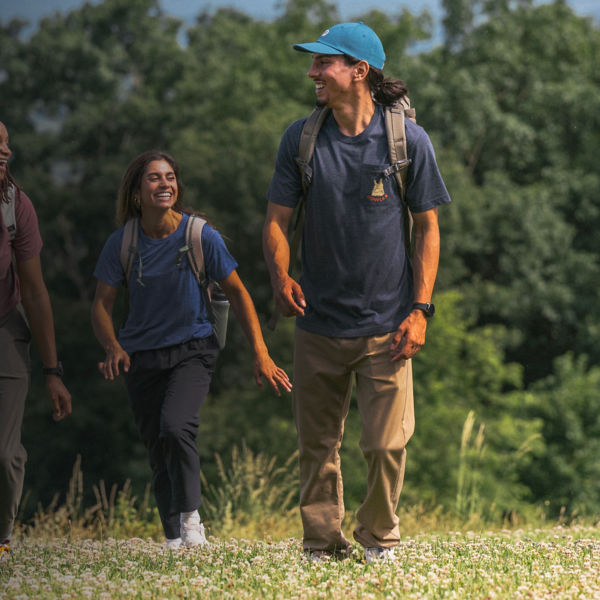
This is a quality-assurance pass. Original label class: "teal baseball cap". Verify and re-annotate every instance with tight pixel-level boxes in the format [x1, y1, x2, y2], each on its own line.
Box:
[293, 22, 386, 70]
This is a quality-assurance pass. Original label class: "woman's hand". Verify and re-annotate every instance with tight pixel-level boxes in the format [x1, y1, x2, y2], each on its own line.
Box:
[253, 350, 292, 397]
[98, 342, 130, 380]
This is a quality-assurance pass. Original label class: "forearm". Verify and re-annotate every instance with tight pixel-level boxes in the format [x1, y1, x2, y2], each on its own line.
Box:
[262, 219, 291, 287]
[411, 214, 440, 304]
[91, 301, 121, 352]
[227, 285, 268, 357]
[21, 288, 59, 367]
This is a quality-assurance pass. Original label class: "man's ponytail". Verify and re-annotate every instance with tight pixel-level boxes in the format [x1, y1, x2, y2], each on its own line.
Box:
[367, 68, 409, 106]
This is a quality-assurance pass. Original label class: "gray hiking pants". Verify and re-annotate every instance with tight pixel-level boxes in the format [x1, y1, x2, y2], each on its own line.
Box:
[0, 306, 31, 540]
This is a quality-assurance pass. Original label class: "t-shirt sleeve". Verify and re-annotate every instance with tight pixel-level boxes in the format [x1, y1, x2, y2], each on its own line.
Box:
[405, 122, 452, 213]
[266, 119, 306, 208]
[201, 225, 238, 283]
[93, 228, 125, 288]
[13, 191, 43, 261]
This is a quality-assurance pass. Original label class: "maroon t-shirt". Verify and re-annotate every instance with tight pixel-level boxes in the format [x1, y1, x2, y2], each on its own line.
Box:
[0, 189, 43, 319]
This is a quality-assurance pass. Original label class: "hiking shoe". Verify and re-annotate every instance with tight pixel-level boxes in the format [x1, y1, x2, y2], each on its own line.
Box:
[180, 511, 209, 548]
[365, 546, 396, 563]
[164, 537, 182, 550]
[0, 539, 10, 562]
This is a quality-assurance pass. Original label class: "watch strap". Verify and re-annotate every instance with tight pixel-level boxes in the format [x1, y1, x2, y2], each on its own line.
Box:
[412, 302, 435, 317]
[43, 361, 64, 377]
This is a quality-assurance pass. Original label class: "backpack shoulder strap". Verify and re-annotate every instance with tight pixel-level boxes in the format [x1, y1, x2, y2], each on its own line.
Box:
[184, 214, 207, 287]
[120, 218, 139, 287]
[1, 184, 17, 241]
[384, 103, 410, 199]
[295, 106, 331, 195]
[184, 214, 215, 323]
[384, 100, 416, 254]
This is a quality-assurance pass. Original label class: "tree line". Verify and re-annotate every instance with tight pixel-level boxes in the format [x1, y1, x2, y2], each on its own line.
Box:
[1, 0, 599, 521]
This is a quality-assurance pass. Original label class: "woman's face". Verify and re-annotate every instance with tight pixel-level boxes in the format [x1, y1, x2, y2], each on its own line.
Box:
[0, 123, 11, 182]
[138, 160, 178, 213]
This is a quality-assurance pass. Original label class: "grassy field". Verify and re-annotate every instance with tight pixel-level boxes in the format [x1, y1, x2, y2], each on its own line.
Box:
[2, 526, 600, 599]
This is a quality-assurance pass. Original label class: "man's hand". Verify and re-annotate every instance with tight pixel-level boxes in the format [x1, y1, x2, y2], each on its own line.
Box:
[273, 274, 306, 317]
[46, 376, 72, 421]
[390, 310, 428, 361]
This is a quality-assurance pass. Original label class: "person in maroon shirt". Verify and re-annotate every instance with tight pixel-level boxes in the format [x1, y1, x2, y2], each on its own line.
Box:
[0, 122, 72, 560]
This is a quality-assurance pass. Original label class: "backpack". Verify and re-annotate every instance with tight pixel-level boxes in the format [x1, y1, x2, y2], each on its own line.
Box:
[268, 99, 417, 329]
[119, 214, 230, 349]
[1, 184, 17, 241]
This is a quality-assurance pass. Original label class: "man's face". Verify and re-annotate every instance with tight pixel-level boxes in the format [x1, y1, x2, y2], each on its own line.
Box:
[307, 54, 357, 108]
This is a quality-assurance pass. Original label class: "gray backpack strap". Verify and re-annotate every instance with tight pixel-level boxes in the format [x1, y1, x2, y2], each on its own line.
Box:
[295, 106, 331, 195]
[182, 214, 207, 286]
[384, 100, 415, 255]
[1, 184, 17, 241]
[289, 106, 331, 273]
[183, 214, 230, 346]
[120, 218, 140, 287]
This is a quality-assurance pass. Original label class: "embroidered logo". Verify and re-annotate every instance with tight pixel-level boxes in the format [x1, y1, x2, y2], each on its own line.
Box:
[367, 179, 388, 202]
[320, 29, 330, 38]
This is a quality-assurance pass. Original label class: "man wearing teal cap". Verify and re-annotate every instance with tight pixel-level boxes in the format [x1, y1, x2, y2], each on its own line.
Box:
[264, 22, 451, 562]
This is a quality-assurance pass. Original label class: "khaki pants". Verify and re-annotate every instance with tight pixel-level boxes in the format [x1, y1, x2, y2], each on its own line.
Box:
[293, 327, 414, 551]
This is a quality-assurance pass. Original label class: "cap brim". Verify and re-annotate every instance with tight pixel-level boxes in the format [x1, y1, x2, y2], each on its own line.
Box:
[293, 42, 345, 55]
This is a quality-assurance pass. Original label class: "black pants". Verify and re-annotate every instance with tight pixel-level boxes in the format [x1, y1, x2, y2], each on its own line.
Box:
[125, 337, 218, 539]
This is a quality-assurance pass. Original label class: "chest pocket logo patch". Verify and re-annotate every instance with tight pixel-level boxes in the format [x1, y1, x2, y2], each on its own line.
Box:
[367, 178, 388, 203]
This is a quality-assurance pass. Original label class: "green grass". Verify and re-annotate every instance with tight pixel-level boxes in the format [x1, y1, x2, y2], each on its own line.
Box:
[2, 526, 600, 598]
[5, 448, 600, 598]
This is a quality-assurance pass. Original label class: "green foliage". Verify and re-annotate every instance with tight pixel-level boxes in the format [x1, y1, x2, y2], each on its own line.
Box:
[19, 455, 162, 541]
[200, 443, 300, 538]
[518, 354, 600, 516]
[406, 2, 600, 381]
[405, 292, 543, 515]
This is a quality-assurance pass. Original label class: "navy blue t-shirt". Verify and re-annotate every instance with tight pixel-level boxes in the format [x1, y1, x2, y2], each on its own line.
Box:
[267, 104, 451, 338]
[94, 213, 238, 353]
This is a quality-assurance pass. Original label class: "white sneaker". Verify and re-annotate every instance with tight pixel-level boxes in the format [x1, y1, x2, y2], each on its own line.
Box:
[180, 511, 209, 548]
[365, 546, 396, 564]
[164, 537, 182, 550]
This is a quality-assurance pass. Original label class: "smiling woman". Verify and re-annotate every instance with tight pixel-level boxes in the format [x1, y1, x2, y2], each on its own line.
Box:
[90, 149, 291, 550]
[139, 161, 179, 214]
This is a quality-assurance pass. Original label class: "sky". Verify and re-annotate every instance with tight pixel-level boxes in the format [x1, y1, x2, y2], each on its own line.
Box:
[1, 0, 598, 33]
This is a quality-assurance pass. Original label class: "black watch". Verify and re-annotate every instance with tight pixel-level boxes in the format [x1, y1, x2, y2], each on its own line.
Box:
[43, 361, 64, 377]
[412, 302, 435, 318]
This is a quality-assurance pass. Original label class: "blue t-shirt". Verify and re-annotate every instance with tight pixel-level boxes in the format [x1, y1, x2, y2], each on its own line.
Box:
[267, 104, 451, 338]
[94, 213, 238, 354]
